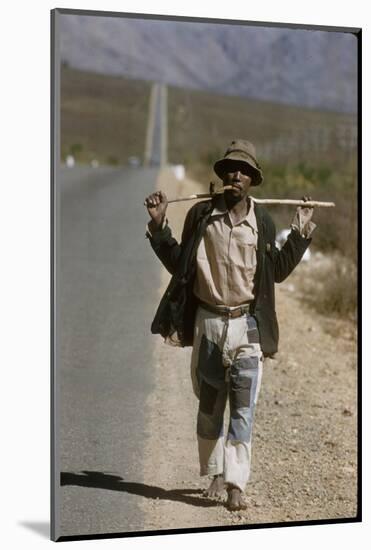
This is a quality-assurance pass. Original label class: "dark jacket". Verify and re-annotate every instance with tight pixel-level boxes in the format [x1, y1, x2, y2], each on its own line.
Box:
[148, 198, 311, 355]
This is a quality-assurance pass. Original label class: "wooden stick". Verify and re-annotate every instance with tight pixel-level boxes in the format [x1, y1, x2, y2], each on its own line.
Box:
[250, 198, 335, 208]
[166, 188, 335, 208]
[167, 187, 233, 203]
[167, 193, 212, 203]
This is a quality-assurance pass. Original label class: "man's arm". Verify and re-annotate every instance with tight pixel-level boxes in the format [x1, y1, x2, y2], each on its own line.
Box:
[272, 229, 311, 283]
[265, 199, 316, 283]
[144, 190, 186, 275]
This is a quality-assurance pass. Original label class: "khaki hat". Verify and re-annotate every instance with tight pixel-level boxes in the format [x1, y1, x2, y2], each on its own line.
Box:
[213, 139, 263, 186]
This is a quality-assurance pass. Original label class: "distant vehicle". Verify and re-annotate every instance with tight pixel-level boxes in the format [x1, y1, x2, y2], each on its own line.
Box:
[171, 164, 185, 181]
[65, 155, 75, 168]
[276, 228, 311, 262]
[128, 156, 141, 167]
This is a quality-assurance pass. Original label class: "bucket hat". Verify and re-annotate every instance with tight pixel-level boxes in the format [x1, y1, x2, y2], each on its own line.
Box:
[213, 139, 263, 185]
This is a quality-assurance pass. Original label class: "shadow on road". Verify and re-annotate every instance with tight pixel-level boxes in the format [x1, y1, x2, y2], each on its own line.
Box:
[61, 470, 220, 508]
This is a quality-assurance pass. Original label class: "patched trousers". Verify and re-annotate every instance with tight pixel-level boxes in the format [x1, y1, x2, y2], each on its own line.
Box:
[190, 304, 263, 492]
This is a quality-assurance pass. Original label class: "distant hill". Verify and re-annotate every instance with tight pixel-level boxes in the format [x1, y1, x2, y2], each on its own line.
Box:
[60, 66, 356, 170]
[59, 13, 358, 114]
[60, 67, 151, 165]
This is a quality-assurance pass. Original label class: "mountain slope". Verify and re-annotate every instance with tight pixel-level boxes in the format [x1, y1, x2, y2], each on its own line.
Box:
[59, 13, 358, 113]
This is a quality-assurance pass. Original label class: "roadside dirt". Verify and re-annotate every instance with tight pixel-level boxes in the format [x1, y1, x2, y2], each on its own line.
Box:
[140, 168, 358, 531]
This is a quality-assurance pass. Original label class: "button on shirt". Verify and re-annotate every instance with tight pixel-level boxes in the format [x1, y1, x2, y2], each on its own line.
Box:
[193, 195, 258, 307]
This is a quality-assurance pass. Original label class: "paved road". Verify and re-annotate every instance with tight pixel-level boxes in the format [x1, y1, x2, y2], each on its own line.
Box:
[144, 83, 167, 166]
[56, 165, 161, 538]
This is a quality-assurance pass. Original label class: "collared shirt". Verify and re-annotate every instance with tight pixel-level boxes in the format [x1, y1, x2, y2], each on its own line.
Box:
[193, 195, 258, 307]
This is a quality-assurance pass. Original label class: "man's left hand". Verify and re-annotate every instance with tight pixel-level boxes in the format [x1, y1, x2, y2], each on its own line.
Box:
[298, 195, 314, 226]
[291, 195, 316, 238]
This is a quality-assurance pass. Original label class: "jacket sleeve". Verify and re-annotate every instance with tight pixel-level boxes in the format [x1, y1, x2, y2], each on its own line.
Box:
[264, 212, 311, 283]
[147, 206, 195, 276]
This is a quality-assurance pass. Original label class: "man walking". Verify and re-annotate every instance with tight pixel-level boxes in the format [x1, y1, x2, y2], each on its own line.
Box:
[144, 140, 315, 510]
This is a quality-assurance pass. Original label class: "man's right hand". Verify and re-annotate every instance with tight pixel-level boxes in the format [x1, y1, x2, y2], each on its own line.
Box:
[144, 190, 168, 230]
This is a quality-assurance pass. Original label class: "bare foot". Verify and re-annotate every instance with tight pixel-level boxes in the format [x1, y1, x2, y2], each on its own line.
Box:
[203, 475, 226, 497]
[226, 485, 247, 511]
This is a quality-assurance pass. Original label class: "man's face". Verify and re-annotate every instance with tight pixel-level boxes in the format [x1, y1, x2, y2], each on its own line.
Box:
[222, 162, 253, 201]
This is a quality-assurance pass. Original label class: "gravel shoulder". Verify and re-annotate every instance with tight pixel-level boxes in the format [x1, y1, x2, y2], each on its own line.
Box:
[140, 168, 358, 531]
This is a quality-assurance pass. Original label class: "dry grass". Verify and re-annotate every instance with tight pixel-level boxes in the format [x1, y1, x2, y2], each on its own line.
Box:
[315, 260, 357, 318]
[61, 66, 151, 165]
[167, 85, 356, 168]
[294, 252, 357, 321]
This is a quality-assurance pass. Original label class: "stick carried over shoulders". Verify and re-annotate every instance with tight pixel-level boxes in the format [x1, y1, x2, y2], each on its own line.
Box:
[250, 198, 335, 208]
[166, 185, 231, 203]
[150, 183, 335, 208]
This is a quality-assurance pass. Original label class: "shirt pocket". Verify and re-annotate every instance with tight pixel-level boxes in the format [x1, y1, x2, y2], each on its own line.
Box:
[232, 231, 257, 269]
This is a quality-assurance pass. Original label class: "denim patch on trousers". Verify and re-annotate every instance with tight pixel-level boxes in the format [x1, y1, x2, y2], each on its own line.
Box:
[197, 333, 225, 385]
[199, 380, 219, 415]
[246, 315, 260, 344]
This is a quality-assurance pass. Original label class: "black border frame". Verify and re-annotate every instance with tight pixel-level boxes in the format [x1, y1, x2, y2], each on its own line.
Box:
[51, 7, 362, 542]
